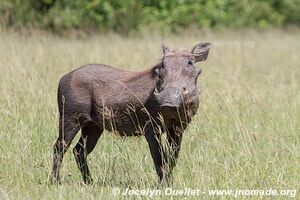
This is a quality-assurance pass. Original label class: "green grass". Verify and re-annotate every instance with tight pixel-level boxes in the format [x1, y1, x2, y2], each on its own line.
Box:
[0, 29, 299, 199]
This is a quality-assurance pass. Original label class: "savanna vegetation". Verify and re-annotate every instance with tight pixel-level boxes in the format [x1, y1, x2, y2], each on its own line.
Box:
[0, 29, 299, 199]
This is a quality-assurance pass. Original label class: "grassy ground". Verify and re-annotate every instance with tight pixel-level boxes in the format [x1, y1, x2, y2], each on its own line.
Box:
[0, 29, 299, 199]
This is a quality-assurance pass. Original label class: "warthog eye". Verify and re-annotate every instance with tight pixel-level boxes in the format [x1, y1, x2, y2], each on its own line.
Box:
[187, 60, 193, 66]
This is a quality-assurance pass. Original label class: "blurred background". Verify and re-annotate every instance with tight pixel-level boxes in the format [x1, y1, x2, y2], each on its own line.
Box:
[0, 0, 299, 34]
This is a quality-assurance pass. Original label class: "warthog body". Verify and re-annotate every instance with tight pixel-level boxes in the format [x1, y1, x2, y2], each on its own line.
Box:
[51, 42, 211, 184]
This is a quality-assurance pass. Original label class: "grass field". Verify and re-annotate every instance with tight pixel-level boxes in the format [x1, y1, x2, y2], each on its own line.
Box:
[0, 29, 299, 199]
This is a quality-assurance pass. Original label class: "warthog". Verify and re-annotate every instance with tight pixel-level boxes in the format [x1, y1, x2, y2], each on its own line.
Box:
[51, 42, 211, 184]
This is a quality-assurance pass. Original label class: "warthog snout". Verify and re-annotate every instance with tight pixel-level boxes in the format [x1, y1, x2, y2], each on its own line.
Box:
[156, 86, 184, 108]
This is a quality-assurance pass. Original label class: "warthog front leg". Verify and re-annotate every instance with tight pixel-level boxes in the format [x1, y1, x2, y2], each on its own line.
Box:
[145, 128, 167, 183]
[145, 125, 184, 184]
[165, 126, 183, 177]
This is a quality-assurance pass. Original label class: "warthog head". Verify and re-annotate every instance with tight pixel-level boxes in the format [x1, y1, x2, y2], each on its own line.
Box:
[154, 42, 211, 109]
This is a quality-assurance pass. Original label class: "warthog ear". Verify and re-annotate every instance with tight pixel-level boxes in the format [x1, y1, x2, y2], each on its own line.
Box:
[191, 43, 211, 62]
[161, 39, 170, 55]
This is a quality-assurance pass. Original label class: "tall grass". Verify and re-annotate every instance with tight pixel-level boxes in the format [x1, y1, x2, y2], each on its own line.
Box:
[0, 29, 299, 199]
